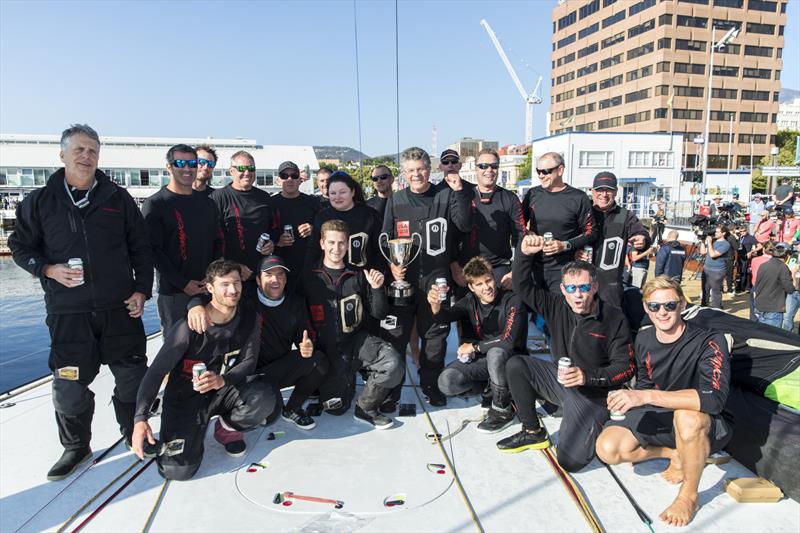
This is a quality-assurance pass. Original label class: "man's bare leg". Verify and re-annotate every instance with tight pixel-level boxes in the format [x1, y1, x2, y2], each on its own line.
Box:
[659, 409, 711, 527]
[596, 426, 673, 465]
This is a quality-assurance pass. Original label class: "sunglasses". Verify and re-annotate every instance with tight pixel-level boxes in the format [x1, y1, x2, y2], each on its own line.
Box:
[234, 165, 256, 172]
[372, 173, 392, 182]
[645, 300, 680, 312]
[441, 159, 460, 165]
[198, 158, 216, 168]
[280, 173, 300, 180]
[536, 165, 560, 176]
[171, 159, 197, 168]
[563, 283, 593, 294]
[477, 163, 500, 170]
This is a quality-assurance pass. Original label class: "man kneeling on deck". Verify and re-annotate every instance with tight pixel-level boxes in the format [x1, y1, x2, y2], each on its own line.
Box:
[596, 276, 732, 528]
[131, 260, 277, 480]
[301, 219, 403, 429]
[498, 235, 635, 472]
[429, 256, 528, 433]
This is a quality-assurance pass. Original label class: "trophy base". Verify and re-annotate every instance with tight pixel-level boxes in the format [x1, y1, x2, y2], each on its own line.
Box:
[387, 282, 415, 307]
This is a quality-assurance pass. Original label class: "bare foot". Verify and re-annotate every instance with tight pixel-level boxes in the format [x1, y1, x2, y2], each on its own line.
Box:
[661, 451, 684, 484]
[659, 495, 699, 527]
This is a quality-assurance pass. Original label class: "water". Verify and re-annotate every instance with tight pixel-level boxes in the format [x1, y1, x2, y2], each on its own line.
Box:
[0, 257, 160, 393]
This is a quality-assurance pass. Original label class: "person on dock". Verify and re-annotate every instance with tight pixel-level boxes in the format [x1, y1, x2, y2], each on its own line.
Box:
[430, 256, 528, 433]
[9, 124, 154, 481]
[132, 259, 277, 480]
[597, 276, 732, 528]
[142, 144, 222, 333]
[496, 235, 635, 472]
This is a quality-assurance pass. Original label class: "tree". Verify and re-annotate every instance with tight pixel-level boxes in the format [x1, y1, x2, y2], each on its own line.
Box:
[753, 129, 799, 193]
[516, 152, 532, 184]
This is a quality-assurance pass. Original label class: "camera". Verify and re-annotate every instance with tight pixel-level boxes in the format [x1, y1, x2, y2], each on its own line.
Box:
[688, 214, 717, 239]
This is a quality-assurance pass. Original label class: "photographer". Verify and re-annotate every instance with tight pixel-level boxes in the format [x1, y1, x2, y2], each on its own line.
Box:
[752, 242, 795, 328]
[698, 226, 731, 309]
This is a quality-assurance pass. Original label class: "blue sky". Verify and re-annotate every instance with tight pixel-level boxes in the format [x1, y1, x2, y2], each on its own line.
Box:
[1, 0, 798, 157]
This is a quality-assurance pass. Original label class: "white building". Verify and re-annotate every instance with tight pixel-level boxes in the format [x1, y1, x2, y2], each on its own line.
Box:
[777, 97, 800, 131]
[458, 154, 528, 191]
[528, 131, 684, 216]
[0, 134, 320, 202]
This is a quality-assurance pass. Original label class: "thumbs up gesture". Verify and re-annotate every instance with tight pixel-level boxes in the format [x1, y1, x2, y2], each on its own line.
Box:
[299, 330, 313, 358]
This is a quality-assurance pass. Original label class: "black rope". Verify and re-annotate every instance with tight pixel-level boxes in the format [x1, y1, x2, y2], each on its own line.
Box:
[352, 0, 364, 178]
[394, 0, 401, 171]
[604, 463, 654, 532]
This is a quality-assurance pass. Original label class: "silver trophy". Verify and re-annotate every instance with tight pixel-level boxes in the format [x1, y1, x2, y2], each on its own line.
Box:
[379, 232, 422, 306]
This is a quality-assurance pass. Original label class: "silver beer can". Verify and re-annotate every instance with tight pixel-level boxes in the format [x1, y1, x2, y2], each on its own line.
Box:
[192, 363, 207, 391]
[583, 245, 593, 263]
[283, 225, 294, 239]
[557, 357, 572, 384]
[543, 232, 554, 243]
[609, 391, 626, 421]
[67, 257, 84, 285]
[435, 277, 448, 302]
[256, 232, 271, 253]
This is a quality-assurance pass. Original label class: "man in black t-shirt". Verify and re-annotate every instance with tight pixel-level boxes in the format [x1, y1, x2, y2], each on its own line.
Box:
[142, 144, 222, 333]
[774, 178, 795, 215]
[193, 144, 217, 196]
[367, 164, 394, 222]
[522, 152, 596, 293]
[597, 276, 732, 528]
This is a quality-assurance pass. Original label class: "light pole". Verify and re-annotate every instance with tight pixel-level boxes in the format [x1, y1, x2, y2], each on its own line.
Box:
[700, 25, 740, 204]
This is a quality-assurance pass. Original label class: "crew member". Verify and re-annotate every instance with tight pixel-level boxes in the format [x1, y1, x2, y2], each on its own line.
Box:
[315, 167, 332, 208]
[367, 164, 395, 221]
[9, 124, 154, 480]
[131, 260, 277, 480]
[497, 235, 634, 472]
[142, 144, 222, 333]
[431, 256, 527, 433]
[193, 144, 217, 196]
[597, 276, 732, 528]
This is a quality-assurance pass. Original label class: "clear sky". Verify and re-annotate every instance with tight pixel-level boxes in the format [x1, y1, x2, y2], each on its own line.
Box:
[1, 0, 798, 157]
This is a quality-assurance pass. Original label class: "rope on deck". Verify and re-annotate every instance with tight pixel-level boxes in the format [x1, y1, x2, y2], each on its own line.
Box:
[141, 478, 170, 532]
[539, 447, 605, 533]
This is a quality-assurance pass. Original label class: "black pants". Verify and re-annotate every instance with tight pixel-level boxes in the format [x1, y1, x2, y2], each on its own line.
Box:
[158, 379, 278, 481]
[257, 349, 329, 411]
[46, 308, 147, 450]
[156, 292, 190, 335]
[701, 270, 725, 309]
[506, 355, 610, 472]
[438, 347, 517, 407]
[736, 257, 751, 293]
[724, 260, 735, 293]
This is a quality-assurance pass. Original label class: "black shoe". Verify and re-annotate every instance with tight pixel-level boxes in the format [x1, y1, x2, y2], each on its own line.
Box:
[423, 387, 447, 407]
[282, 407, 316, 430]
[47, 447, 92, 481]
[496, 429, 550, 453]
[354, 405, 393, 430]
[476, 406, 515, 434]
[379, 399, 397, 414]
[213, 419, 246, 457]
[126, 438, 159, 459]
[480, 387, 493, 410]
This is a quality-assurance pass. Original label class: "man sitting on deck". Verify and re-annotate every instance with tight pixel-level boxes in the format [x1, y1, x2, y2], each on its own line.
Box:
[497, 235, 635, 472]
[596, 276, 732, 528]
[429, 255, 528, 433]
[131, 260, 277, 481]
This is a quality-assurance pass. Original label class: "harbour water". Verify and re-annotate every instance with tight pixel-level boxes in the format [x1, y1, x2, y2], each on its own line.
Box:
[0, 257, 159, 393]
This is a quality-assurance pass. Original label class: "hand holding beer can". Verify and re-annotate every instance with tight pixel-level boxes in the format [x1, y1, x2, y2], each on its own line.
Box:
[68, 258, 84, 285]
[435, 277, 448, 302]
[543, 232, 554, 244]
[256, 233, 271, 253]
[608, 390, 626, 421]
[557, 357, 572, 385]
[283, 225, 294, 240]
[192, 363, 207, 391]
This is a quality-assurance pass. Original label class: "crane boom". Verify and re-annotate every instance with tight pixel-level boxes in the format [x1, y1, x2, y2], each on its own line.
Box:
[480, 19, 528, 102]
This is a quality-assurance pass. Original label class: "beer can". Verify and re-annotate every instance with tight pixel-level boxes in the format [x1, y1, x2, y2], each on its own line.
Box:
[67, 258, 84, 285]
[557, 357, 572, 384]
[283, 224, 294, 240]
[192, 363, 207, 391]
[255, 232, 271, 253]
[583, 245, 593, 263]
[609, 391, 626, 421]
[543, 232, 554, 243]
[435, 277, 448, 302]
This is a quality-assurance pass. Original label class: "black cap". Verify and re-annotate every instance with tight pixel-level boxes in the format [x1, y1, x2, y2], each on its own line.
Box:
[278, 161, 299, 175]
[592, 172, 617, 190]
[440, 149, 460, 161]
[258, 255, 290, 272]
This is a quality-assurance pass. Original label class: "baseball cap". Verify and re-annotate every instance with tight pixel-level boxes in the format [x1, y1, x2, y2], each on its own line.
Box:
[592, 172, 617, 190]
[440, 149, 460, 161]
[258, 255, 290, 273]
[278, 161, 300, 175]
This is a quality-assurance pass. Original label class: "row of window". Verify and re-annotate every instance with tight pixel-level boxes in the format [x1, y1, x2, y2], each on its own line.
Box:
[0, 167, 278, 188]
[578, 150, 674, 169]
[653, 109, 778, 123]
[677, 0, 786, 13]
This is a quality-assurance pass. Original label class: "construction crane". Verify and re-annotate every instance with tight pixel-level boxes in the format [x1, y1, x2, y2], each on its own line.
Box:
[480, 19, 543, 146]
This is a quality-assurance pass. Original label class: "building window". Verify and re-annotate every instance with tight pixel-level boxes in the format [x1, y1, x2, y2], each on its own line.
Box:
[558, 34, 576, 49]
[577, 63, 598, 77]
[713, 0, 743, 6]
[710, 110, 736, 121]
[712, 65, 739, 77]
[558, 11, 577, 30]
[579, 22, 600, 39]
[775, 70, 781, 80]
[678, 0, 708, 3]
[627, 42, 654, 60]
[741, 90, 770, 101]
[674, 62, 704, 75]
[628, 151, 650, 167]
[744, 45, 773, 57]
[600, 54, 623, 69]
[713, 19, 741, 30]
[656, 61, 670, 73]
[580, 0, 600, 18]
[655, 85, 670, 96]
[746, 22, 774, 35]
[578, 43, 599, 58]
[577, 82, 598, 96]
[748, 0, 777, 12]
[740, 112, 768, 122]
[677, 15, 708, 28]
[575, 122, 596, 132]
[658, 13, 673, 25]
[579, 151, 614, 167]
[601, 32, 625, 49]
[742, 68, 771, 79]
[675, 39, 706, 52]
[657, 38, 672, 49]
[599, 95, 623, 109]
[626, 65, 652, 81]
[716, 43, 741, 55]
[599, 74, 623, 89]
[712, 88, 738, 99]
[628, 19, 655, 38]
[654, 108, 668, 119]
[739, 134, 766, 144]
[604, 0, 618, 6]
[773, 91, 780, 101]
[673, 109, 703, 120]
[626, 88, 651, 103]
[673, 86, 704, 97]
[602, 10, 626, 29]
[624, 110, 651, 125]
[575, 103, 596, 115]
[628, 0, 655, 16]
[597, 117, 622, 130]
[557, 52, 576, 67]
[707, 155, 730, 169]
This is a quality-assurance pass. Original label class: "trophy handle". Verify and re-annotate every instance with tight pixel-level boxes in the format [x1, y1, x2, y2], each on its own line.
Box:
[378, 232, 393, 264]
[408, 232, 423, 266]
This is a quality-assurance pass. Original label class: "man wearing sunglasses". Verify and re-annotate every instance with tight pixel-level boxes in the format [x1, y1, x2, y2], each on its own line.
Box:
[497, 235, 634, 471]
[192, 144, 217, 196]
[522, 152, 596, 293]
[210, 151, 276, 291]
[366, 165, 395, 221]
[270, 161, 321, 293]
[597, 276, 732, 528]
[142, 144, 223, 333]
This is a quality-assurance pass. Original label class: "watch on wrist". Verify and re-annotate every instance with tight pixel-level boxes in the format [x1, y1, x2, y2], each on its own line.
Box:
[473, 343, 480, 353]
[563, 240, 573, 251]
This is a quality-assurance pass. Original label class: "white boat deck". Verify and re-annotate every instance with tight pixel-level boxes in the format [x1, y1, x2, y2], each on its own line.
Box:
[2, 330, 799, 532]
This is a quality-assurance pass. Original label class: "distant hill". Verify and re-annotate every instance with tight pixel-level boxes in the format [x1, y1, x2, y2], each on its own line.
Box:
[779, 88, 800, 103]
[314, 146, 370, 162]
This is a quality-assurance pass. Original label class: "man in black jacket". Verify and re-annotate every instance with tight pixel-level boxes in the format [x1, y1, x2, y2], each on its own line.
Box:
[366, 165, 394, 222]
[381, 147, 472, 405]
[753, 242, 795, 328]
[9, 124, 154, 481]
[497, 235, 635, 472]
[654, 230, 686, 281]
[131, 260, 276, 481]
[142, 144, 222, 333]
[431, 256, 528, 433]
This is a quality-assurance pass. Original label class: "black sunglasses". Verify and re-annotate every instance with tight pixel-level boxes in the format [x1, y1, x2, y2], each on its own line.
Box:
[372, 173, 392, 182]
[171, 159, 198, 168]
[198, 158, 216, 168]
[441, 158, 460, 165]
[477, 163, 499, 170]
[536, 165, 560, 176]
[280, 173, 300, 180]
[645, 301, 680, 312]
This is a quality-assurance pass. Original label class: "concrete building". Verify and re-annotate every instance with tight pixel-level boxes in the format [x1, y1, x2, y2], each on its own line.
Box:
[0, 134, 319, 202]
[447, 137, 500, 159]
[550, 0, 787, 171]
[777, 96, 800, 131]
